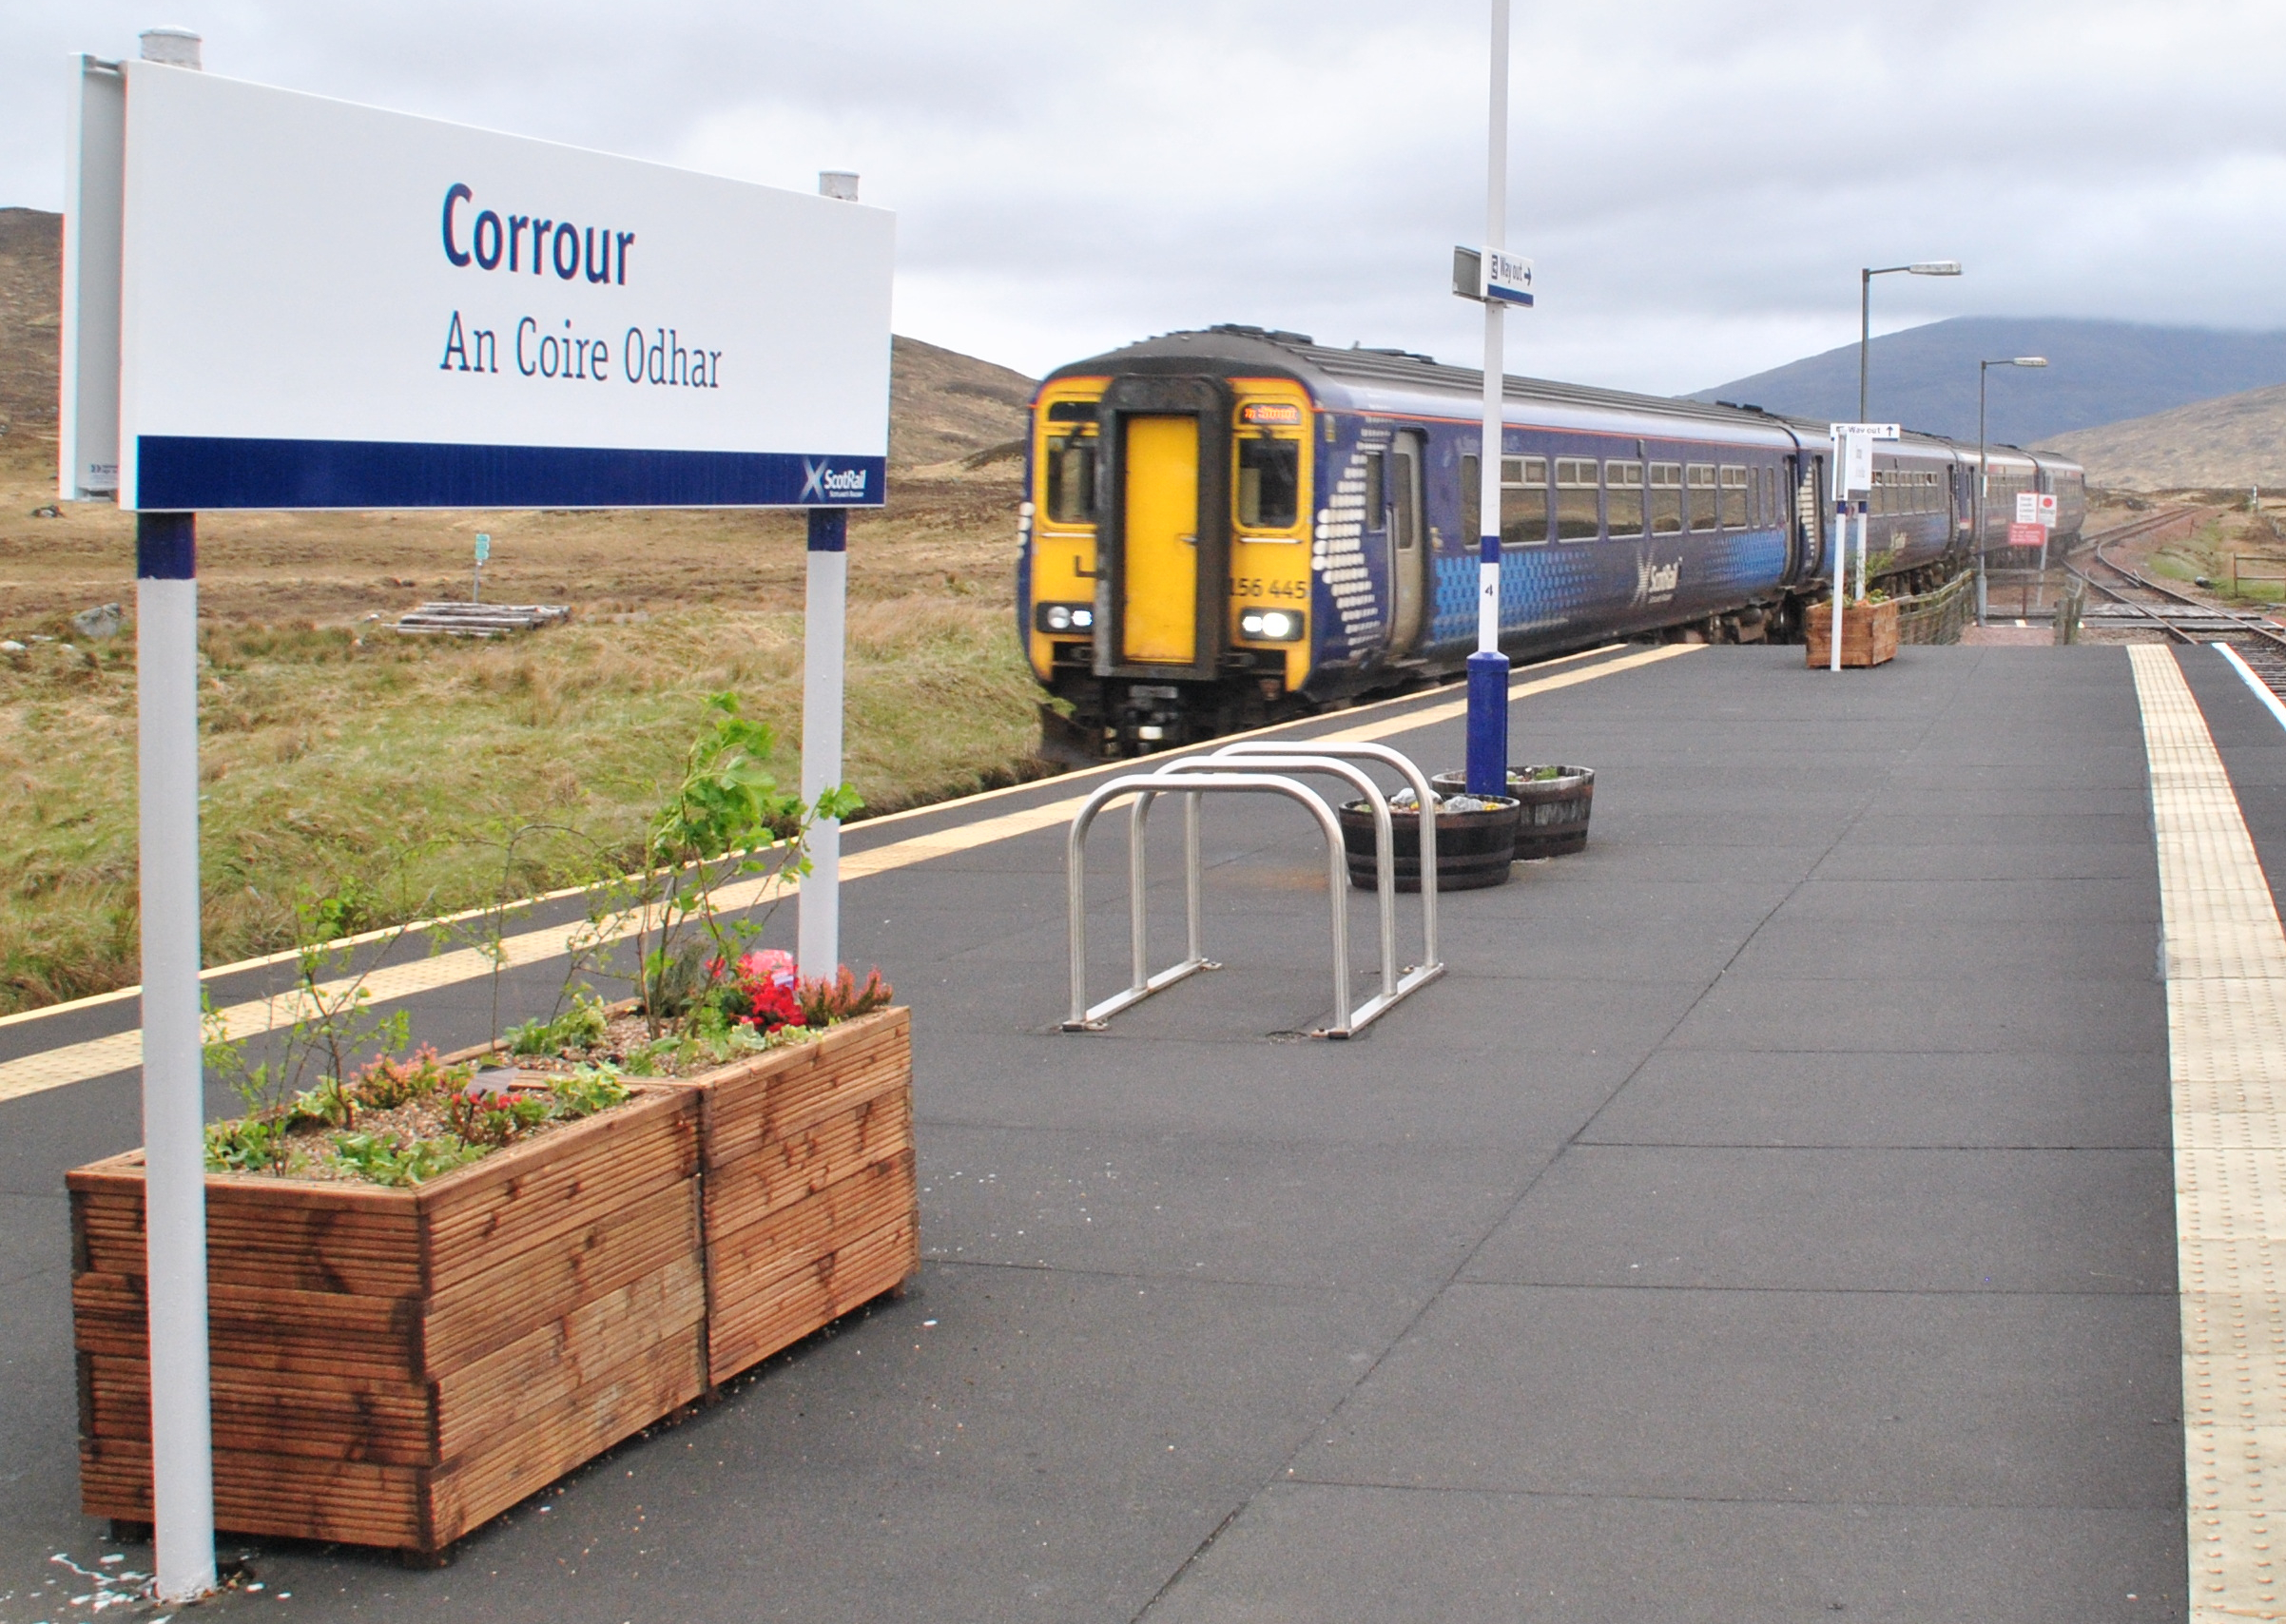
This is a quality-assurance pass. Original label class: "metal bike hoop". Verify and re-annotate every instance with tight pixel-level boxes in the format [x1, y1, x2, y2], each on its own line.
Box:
[1064, 745, 1444, 1038]
[1206, 739, 1443, 975]
[1065, 770, 1357, 1035]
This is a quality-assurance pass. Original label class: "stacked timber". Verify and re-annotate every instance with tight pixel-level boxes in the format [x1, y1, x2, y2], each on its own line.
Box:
[663, 1006, 919, 1383]
[69, 1086, 703, 1556]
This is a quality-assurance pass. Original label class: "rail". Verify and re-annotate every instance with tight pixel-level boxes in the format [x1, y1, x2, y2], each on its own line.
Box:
[2067, 507, 2286, 655]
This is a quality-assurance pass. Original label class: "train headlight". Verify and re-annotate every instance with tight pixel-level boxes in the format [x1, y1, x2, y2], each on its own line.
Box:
[1239, 608, 1304, 642]
[1035, 602, 1095, 634]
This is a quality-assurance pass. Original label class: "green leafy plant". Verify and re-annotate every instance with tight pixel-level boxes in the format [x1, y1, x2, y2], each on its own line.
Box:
[627, 693, 862, 1036]
[325, 1131, 486, 1188]
[504, 993, 611, 1056]
[201, 878, 428, 1172]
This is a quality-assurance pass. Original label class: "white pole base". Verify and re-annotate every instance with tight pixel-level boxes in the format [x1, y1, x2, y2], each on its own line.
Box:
[137, 574, 217, 1604]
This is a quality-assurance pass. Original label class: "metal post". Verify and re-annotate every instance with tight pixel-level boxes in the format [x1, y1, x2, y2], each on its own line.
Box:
[1464, 0, 1512, 797]
[1859, 268, 1871, 425]
[1976, 363, 1989, 627]
[1853, 500, 1868, 604]
[1830, 435, 1847, 671]
[797, 508, 845, 979]
[137, 511, 217, 1604]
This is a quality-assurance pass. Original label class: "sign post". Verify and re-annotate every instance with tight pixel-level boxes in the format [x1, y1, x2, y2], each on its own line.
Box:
[63, 44, 890, 1601]
[1460, 0, 1519, 796]
[1826, 423, 1898, 670]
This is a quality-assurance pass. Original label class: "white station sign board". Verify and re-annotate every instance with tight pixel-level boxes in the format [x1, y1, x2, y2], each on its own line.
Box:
[1828, 422, 1900, 495]
[63, 61, 893, 511]
[2017, 490, 2059, 528]
[1480, 246, 1535, 306]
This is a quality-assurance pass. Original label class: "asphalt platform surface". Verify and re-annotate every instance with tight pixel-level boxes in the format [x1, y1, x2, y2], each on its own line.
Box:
[8, 641, 2259, 1622]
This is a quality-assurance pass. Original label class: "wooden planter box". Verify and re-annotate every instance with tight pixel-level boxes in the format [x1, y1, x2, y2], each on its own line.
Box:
[1805, 598, 1900, 667]
[69, 1085, 704, 1556]
[649, 1006, 918, 1385]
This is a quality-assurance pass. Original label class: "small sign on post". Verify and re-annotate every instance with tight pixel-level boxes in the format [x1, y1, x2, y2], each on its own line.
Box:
[1827, 424, 1899, 629]
[473, 532, 490, 602]
[1449, 245, 1534, 306]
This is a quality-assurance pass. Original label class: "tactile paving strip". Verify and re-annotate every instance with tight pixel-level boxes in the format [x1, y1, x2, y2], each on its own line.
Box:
[2132, 644, 2286, 1619]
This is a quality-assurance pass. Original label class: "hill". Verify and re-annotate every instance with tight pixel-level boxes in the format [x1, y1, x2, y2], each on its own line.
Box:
[1690, 317, 2286, 447]
[0, 206, 1032, 472]
[0, 207, 60, 441]
[2037, 382, 2286, 492]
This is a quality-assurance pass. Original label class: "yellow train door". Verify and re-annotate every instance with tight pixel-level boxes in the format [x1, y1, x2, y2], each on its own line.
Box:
[1119, 416, 1200, 665]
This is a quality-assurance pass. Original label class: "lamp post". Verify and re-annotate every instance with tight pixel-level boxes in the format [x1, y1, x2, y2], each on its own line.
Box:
[1975, 356, 2048, 625]
[1859, 261, 1960, 422]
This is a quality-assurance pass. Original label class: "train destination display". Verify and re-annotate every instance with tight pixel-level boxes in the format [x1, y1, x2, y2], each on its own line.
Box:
[68, 59, 893, 511]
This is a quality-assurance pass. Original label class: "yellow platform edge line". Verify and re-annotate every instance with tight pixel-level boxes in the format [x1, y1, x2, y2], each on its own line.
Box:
[2129, 643, 2286, 1621]
[0, 642, 1699, 1105]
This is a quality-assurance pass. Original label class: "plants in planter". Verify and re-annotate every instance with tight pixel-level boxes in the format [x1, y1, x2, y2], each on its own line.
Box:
[69, 692, 914, 1559]
[496, 948, 915, 1390]
[1430, 765, 1597, 859]
[1338, 787, 1523, 892]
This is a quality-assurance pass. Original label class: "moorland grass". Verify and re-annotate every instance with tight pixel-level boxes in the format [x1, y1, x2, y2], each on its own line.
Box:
[0, 598, 1042, 1014]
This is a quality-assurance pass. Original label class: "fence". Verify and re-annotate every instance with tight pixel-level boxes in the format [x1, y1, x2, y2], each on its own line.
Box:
[1890, 569, 1977, 646]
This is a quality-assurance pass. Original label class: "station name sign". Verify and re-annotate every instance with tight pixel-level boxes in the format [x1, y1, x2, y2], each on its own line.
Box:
[63, 61, 893, 511]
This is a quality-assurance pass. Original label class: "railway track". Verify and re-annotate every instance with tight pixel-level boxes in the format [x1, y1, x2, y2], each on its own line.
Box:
[2063, 508, 2286, 696]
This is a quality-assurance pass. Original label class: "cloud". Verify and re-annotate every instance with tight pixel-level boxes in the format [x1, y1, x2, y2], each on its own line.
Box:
[6, 0, 2282, 392]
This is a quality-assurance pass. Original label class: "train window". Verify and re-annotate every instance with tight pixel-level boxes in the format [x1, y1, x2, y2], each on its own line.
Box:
[1362, 452, 1385, 525]
[1686, 464, 1716, 532]
[1046, 400, 1098, 423]
[1045, 435, 1096, 524]
[1606, 461, 1645, 536]
[1555, 457, 1599, 541]
[1505, 456, 1551, 546]
[1237, 435, 1300, 530]
[1719, 466, 1748, 529]
[1461, 455, 1554, 545]
[1650, 463, 1683, 534]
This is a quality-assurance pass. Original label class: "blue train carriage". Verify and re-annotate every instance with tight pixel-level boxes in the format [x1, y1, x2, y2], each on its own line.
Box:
[1019, 325, 2012, 758]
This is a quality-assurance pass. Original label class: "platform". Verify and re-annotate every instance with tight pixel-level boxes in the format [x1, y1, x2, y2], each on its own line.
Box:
[6, 639, 2280, 1621]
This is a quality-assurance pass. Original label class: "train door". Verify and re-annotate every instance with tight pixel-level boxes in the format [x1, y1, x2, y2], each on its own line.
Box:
[1792, 454, 1826, 580]
[1388, 431, 1427, 654]
[1120, 416, 1200, 664]
[1095, 374, 1232, 683]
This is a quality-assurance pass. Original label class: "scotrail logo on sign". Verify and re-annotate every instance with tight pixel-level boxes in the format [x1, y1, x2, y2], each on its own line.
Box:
[68, 61, 891, 511]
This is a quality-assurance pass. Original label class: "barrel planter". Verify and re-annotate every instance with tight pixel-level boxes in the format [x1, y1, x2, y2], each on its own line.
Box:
[70, 1084, 706, 1558]
[1340, 795, 1521, 892]
[1805, 598, 1899, 667]
[1433, 766, 1596, 859]
[645, 1007, 919, 1388]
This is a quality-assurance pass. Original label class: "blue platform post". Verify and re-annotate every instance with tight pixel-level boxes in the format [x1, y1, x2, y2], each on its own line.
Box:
[1463, 0, 1513, 799]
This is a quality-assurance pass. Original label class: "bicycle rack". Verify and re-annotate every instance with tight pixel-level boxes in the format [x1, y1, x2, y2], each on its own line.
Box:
[1062, 743, 1444, 1038]
[1204, 739, 1443, 981]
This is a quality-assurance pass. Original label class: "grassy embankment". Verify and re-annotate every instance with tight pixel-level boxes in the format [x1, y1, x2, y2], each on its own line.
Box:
[2133, 502, 2286, 605]
[0, 437, 1042, 1015]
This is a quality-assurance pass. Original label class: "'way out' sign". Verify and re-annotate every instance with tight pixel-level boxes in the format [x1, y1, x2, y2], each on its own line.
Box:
[63, 60, 893, 511]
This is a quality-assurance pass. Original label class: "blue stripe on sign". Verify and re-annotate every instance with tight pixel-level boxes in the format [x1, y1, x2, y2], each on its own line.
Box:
[134, 436, 887, 511]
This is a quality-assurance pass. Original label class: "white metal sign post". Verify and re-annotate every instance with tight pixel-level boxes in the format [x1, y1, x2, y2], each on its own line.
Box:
[63, 42, 889, 1601]
[1460, 0, 1521, 796]
[1826, 423, 1898, 669]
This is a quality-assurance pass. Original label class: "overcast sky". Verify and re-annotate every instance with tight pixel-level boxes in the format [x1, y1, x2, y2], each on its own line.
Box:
[7, 0, 2283, 395]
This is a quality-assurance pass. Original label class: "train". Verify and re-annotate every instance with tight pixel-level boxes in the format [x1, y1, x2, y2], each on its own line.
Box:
[1016, 323, 2085, 759]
